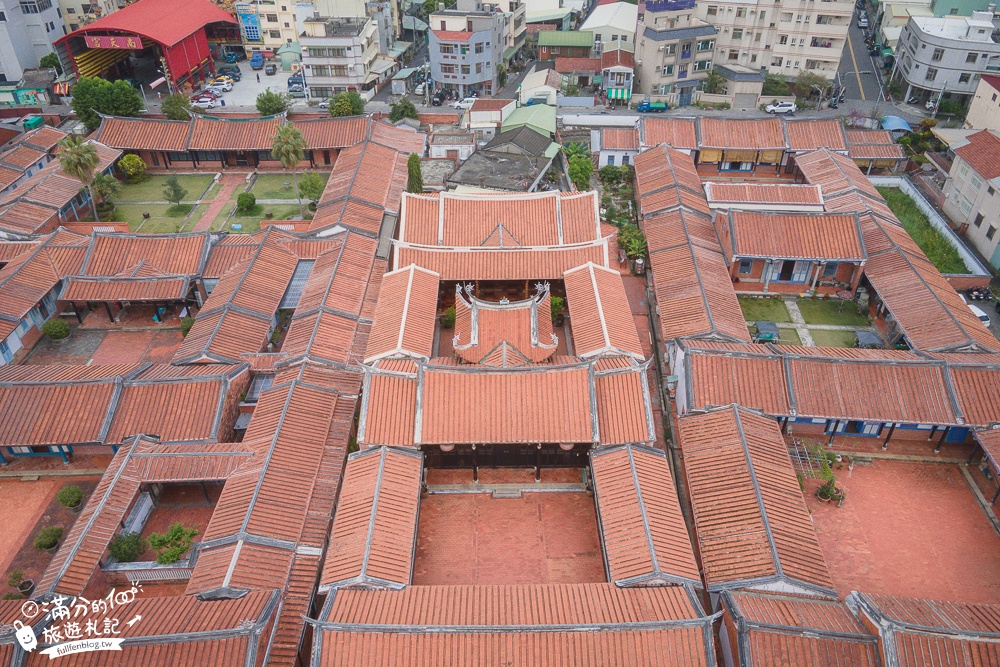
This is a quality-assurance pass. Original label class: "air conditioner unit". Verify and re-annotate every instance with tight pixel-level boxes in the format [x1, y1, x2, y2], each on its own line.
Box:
[658, 45, 664, 50]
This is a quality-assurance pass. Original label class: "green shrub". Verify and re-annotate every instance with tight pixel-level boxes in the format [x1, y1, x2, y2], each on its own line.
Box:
[57, 485, 83, 508]
[440, 306, 456, 328]
[550, 296, 565, 322]
[180, 316, 195, 337]
[119, 154, 146, 180]
[147, 523, 198, 564]
[41, 318, 70, 340]
[34, 526, 62, 550]
[2, 593, 24, 600]
[7, 569, 23, 588]
[236, 192, 256, 213]
[108, 532, 148, 563]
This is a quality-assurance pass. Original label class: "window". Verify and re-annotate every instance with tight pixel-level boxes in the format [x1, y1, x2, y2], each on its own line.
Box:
[823, 262, 838, 278]
[475, 42, 484, 53]
[732, 28, 743, 39]
[988, 226, 997, 241]
[607, 155, 615, 165]
[284, 22, 289, 27]
[728, 51, 738, 60]
[974, 213, 985, 228]
[664, 44, 676, 55]
[65, 6, 73, 12]
[594, 33, 602, 41]
[736, 7, 746, 17]
[269, 30, 280, 38]
[960, 73, 970, 84]
[311, 65, 330, 76]
[697, 40, 713, 51]
[662, 64, 674, 76]
[925, 67, 937, 82]
[265, 13, 277, 21]
[475, 62, 483, 73]
[695, 60, 711, 71]
[738, 259, 753, 274]
[19, 0, 53, 13]
[989, 186, 996, 197]
[707, 5, 717, 14]
[779, 34, 788, 45]
[0, 10, 6, 19]
[441, 64, 456, 73]
[461, 64, 470, 74]
[611, 34, 618, 41]
[967, 52, 978, 64]
[440, 44, 455, 54]
[932, 48, 943, 61]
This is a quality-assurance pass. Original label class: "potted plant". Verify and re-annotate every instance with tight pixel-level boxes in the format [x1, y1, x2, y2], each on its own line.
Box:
[8, 569, 34, 597]
[108, 532, 148, 563]
[816, 478, 836, 503]
[439, 306, 456, 329]
[57, 485, 84, 513]
[34, 526, 62, 552]
[550, 296, 566, 327]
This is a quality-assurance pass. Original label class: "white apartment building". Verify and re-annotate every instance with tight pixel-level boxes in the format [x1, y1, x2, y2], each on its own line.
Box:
[695, 0, 852, 78]
[942, 129, 1000, 269]
[313, 0, 400, 55]
[634, 0, 718, 99]
[300, 15, 380, 100]
[965, 73, 1000, 130]
[0, 0, 63, 83]
[57, 0, 117, 33]
[458, 0, 526, 60]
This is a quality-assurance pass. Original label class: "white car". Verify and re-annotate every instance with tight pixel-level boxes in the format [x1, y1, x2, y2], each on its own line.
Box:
[968, 303, 992, 328]
[858, 16, 869, 27]
[765, 101, 797, 114]
[206, 82, 231, 94]
[190, 98, 216, 109]
[414, 83, 425, 96]
[318, 99, 330, 109]
[452, 97, 477, 110]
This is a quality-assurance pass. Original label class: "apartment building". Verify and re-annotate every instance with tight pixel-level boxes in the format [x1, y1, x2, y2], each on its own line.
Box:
[458, 0, 526, 61]
[965, 72, 1000, 130]
[300, 16, 380, 100]
[943, 129, 1000, 268]
[580, 1, 638, 54]
[429, 8, 504, 96]
[634, 0, 717, 99]
[894, 11, 1000, 105]
[0, 0, 63, 82]
[57, 0, 118, 33]
[695, 0, 852, 78]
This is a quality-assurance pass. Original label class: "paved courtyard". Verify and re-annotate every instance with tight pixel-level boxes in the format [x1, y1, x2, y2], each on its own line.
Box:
[808, 460, 1000, 604]
[25, 328, 183, 366]
[0, 479, 59, 576]
[414, 492, 605, 586]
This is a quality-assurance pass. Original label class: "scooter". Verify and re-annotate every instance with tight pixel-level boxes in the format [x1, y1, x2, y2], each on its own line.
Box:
[907, 96, 919, 104]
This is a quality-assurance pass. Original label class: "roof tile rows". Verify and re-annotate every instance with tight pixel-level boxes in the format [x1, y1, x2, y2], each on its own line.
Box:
[953, 129, 1000, 180]
[722, 211, 866, 262]
[704, 182, 824, 209]
[677, 406, 836, 596]
[364, 264, 440, 362]
[564, 262, 643, 358]
[590, 444, 701, 587]
[454, 284, 558, 364]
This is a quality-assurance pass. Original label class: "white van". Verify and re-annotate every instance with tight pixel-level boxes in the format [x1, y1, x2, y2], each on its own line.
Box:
[968, 302, 992, 328]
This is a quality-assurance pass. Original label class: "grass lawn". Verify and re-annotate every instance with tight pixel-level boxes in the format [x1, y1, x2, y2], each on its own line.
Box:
[776, 328, 802, 346]
[118, 175, 215, 202]
[739, 297, 792, 323]
[797, 299, 870, 327]
[877, 186, 970, 275]
[210, 204, 307, 234]
[113, 204, 199, 233]
[811, 329, 860, 348]
[249, 172, 329, 200]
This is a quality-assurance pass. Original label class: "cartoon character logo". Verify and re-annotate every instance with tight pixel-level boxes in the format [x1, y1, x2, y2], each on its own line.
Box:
[12, 620, 37, 652]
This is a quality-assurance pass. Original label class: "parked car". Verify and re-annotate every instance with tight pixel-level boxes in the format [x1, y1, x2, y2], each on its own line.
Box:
[318, 99, 330, 109]
[287, 74, 304, 87]
[250, 52, 265, 70]
[765, 101, 797, 114]
[969, 302, 992, 327]
[265, 63, 277, 76]
[191, 97, 216, 109]
[857, 16, 869, 27]
[207, 81, 232, 93]
[217, 66, 242, 81]
[431, 92, 444, 106]
[193, 89, 220, 100]
[452, 97, 477, 110]
[212, 75, 235, 86]
[287, 85, 306, 98]
[414, 82, 425, 96]
[636, 100, 668, 113]
[224, 50, 246, 63]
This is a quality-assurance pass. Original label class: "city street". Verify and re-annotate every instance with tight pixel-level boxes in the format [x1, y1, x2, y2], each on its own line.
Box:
[836, 4, 885, 103]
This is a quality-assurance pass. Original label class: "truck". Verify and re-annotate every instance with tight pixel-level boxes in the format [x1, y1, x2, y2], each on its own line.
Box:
[250, 52, 265, 70]
[636, 99, 668, 113]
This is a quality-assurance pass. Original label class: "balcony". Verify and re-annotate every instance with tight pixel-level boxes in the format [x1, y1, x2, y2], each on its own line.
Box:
[680, 49, 691, 59]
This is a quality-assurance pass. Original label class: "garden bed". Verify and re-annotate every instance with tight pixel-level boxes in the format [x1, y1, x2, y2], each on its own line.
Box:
[797, 299, 869, 327]
[117, 174, 214, 202]
[811, 329, 860, 348]
[877, 186, 970, 275]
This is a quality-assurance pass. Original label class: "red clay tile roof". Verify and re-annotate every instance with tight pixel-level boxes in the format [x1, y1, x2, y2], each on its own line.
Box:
[318, 446, 423, 591]
[95, 116, 193, 152]
[845, 129, 906, 161]
[641, 118, 698, 150]
[395, 241, 610, 281]
[79, 231, 210, 276]
[721, 591, 879, 667]
[19, 125, 69, 152]
[724, 211, 866, 262]
[453, 284, 558, 364]
[704, 182, 824, 208]
[60, 275, 192, 302]
[564, 262, 643, 358]
[954, 129, 1000, 180]
[590, 444, 701, 587]
[399, 190, 602, 247]
[0, 144, 46, 169]
[554, 57, 602, 73]
[784, 119, 848, 151]
[368, 120, 427, 155]
[602, 127, 639, 151]
[602, 48, 634, 69]
[0, 200, 60, 235]
[364, 264, 440, 362]
[0, 164, 23, 191]
[296, 116, 369, 150]
[634, 144, 711, 217]
[699, 118, 786, 150]
[852, 592, 1000, 667]
[189, 115, 284, 151]
[796, 147, 881, 199]
[314, 583, 716, 666]
[470, 98, 516, 112]
[678, 405, 836, 596]
[360, 356, 654, 446]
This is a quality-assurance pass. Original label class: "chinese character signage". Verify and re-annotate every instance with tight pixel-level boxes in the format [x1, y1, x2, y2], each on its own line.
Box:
[84, 35, 143, 50]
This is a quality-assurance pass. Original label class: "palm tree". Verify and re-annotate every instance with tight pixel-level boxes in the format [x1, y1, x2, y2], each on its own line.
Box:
[58, 136, 100, 219]
[271, 122, 308, 218]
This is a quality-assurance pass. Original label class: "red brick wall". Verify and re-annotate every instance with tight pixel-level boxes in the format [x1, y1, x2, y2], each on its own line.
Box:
[945, 274, 992, 291]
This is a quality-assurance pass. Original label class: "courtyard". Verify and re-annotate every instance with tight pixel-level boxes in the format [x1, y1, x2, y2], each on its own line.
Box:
[24, 324, 184, 367]
[807, 460, 1000, 604]
[413, 491, 605, 586]
[739, 296, 876, 347]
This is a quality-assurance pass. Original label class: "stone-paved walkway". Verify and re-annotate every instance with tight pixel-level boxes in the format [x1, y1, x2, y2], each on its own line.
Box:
[778, 297, 879, 347]
[191, 173, 247, 232]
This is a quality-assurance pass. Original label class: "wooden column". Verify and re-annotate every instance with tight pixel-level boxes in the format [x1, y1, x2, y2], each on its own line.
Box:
[827, 420, 840, 445]
[882, 422, 896, 451]
[535, 444, 542, 482]
[472, 444, 478, 483]
[934, 427, 949, 454]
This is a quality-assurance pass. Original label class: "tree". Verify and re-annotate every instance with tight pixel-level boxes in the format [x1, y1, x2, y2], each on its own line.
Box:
[762, 73, 790, 97]
[163, 175, 188, 206]
[702, 69, 726, 95]
[298, 172, 324, 202]
[567, 155, 593, 192]
[329, 95, 354, 117]
[236, 192, 256, 212]
[118, 154, 147, 181]
[92, 173, 120, 205]
[792, 71, 831, 99]
[389, 97, 419, 122]
[256, 89, 292, 116]
[562, 142, 589, 161]
[328, 91, 364, 116]
[39, 52, 62, 75]
[161, 93, 192, 120]
[58, 136, 99, 216]
[70, 77, 143, 132]
[272, 122, 308, 217]
[497, 63, 508, 88]
[406, 153, 423, 193]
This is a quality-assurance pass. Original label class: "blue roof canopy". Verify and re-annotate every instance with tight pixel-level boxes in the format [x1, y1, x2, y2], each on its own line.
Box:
[881, 116, 912, 132]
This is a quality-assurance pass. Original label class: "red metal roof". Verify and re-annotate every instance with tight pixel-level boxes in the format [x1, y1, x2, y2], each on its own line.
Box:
[602, 48, 634, 70]
[555, 57, 602, 73]
[57, 0, 237, 47]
